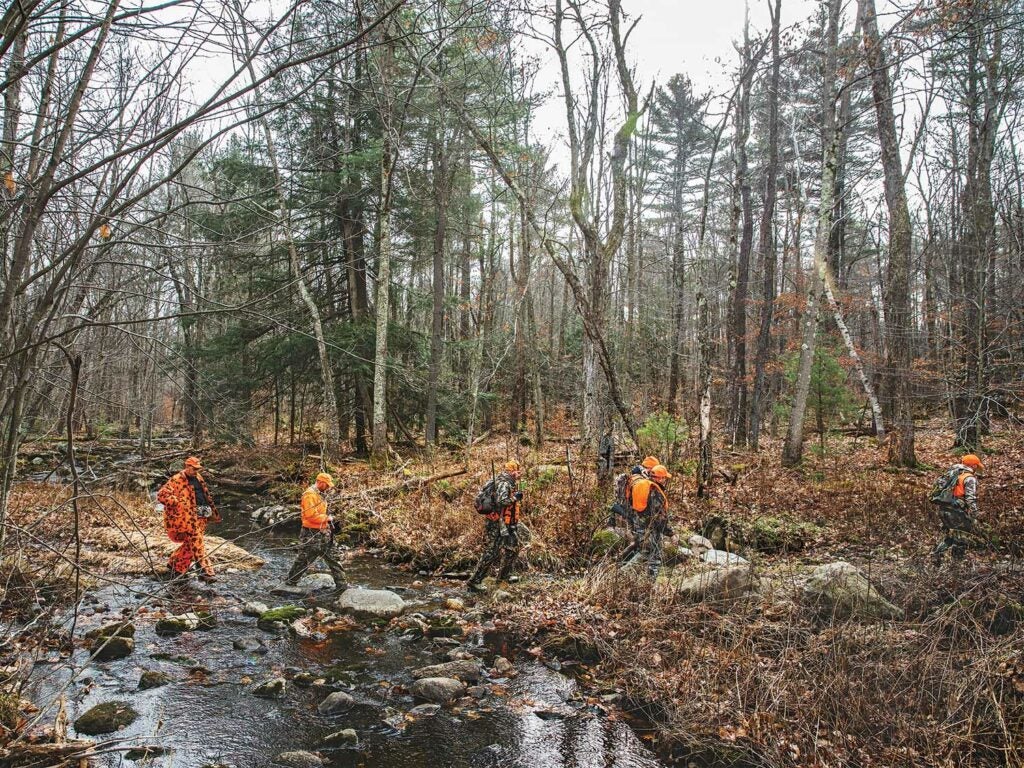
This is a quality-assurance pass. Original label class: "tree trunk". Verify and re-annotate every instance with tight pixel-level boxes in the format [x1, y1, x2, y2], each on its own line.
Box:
[696, 291, 713, 498]
[859, 0, 916, 466]
[425, 127, 447, 446]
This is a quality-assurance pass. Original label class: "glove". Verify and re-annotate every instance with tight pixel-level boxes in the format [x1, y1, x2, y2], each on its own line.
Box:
[514, 491, 524, 501]
[197, 505, 213, 519]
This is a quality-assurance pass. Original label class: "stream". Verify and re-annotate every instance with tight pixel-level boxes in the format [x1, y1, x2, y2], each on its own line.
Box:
[26, 502, 670, 768]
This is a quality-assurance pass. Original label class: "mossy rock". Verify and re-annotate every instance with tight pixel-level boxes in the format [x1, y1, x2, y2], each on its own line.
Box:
[139, 669, 172, 690]
[702, 513, 821, 555]
[91, 635, 134, 661]
[155, 611, 216, 635]
[74, 701, 138, 735]
[258, 605, 306, 631]
[125, 746, 171, 760]
[0, 693, 19, 730]
[84, 621, 135, 642]
[589, 528, 625, 557]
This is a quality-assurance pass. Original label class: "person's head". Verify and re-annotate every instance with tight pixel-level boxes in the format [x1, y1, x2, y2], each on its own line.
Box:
[650, 464, 671, 486]
[504, 459, 522, 480]
[961, 454, 984, 473]
[184, 456, 202, 477]
[641, 456, 660, 471]
[315, 472, 335, 491]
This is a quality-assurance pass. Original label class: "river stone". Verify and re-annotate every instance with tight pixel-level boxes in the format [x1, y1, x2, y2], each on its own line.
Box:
[242, 601, 269, 617]
[322, 728, 358, 747]
[701, 549, 749, 567]
[670, 565, 759, 602]
[91, 635, 134, 661]
[233, 638, 263, 653]
[74, 701, 138, 735]
[84, 621, 135, 642]
[125, 746, 170, 760]
[155, 611, 216, 635]
[299, 573, 338, 592]
[253, 505, 297, 527]
[336, 588, 406, 620]
[803, 561, 904, 621]
[253, 677, 287, 699]
[317, 691, 354, 714]
[444, 598, 466, 612]
[492, 656, 514, 675]
[138, 669, 172, 690]
[409, 677, 465, 704]
[412, 660, 483, 683]
[275, 751, 324, 768]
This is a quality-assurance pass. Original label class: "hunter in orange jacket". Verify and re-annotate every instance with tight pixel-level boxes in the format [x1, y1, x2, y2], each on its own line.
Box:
[286, 472, 348, 589]
[157, 456, 220, 580]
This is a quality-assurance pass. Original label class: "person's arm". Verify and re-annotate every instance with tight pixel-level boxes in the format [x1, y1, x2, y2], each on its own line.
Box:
[963, 475, 979, 516]
[157, 475, 181, 509]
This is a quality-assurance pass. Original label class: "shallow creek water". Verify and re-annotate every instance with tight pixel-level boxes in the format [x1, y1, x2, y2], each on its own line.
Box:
[26, 508, 669, 768]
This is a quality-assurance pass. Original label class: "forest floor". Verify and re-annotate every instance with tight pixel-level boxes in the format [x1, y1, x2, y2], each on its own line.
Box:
[3, 422, 1023, 766]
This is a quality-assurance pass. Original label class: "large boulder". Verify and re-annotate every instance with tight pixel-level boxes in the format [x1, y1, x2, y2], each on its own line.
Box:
[74, 701, 138, 735]
[701, 549, 749, 567]
[669, 565, 759, 602]
[408, 677, 465, 704]
[802, 561, 904, 621]
[335, 588, 406, 620]
[412, 660, 483, 683]
[251, 505, 297, 527]
[299, 573, 339, 592]
[687, 534, 713, 554]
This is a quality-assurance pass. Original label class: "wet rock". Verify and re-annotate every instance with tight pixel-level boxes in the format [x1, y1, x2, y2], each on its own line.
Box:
[687, 534, 713, 553]
[299, 573, 338, 592]
[275, 751, 325, 768]
[138, 669, 172, 690]
[803, 561, 904, 621]
[336, 588, 406, 620]
[407, 703, 441, 717]
[467, 685, 488, 699]
[293, 672, 315, 687]
[252, 504, 296, 527]
[701, 549, 749, 567]
[74, 701, 138, 735]
[669, 565, 759, 602]
[409, 677, 465, 704]
[492, 656, 514, 676]
[258, 605, 306, 631]
[91, 635, 134, 661]
[242, 601, 269, 617]
[155, 611, 216, 635]
[412, 660, 483, 683]
[125, 746, 170, 760]
[253, 677, 287, 699]
[322, 728, 358, 747]
[426, 615, 462, 639]
[317, 691, 354, 714]
[232, 638, 263, 653]
[84, 621, 135, 642]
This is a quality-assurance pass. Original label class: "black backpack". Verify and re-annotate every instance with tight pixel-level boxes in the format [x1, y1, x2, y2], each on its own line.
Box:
[474, 479, 498, 515]
[929, 468, 962, 506]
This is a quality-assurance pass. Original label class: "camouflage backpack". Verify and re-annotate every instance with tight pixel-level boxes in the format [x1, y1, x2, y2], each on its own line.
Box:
[929, 467, 962, 506]
[474, 479, 498, 515]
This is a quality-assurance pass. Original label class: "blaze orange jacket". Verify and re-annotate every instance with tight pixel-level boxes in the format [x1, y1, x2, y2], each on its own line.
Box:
[300, 485, 330, 530]
[630, 477, 652, 513]
[157, 471, 219, 525]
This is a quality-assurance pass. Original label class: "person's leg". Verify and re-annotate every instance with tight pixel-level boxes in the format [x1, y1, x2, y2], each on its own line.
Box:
[321, 544, 349, 590]
[646, 524, 664, 578]
[497, 529, 520, 582]
[468, 521, 502, 587]
[287, 530, 317, 584]
[193, 520, 214, 577]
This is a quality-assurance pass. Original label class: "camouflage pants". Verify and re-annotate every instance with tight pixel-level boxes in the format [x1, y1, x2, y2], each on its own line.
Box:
[932, 506, 975, 564]
[608, 503, 643, 563]
[627, 515, 666, 577]
[287, 528, 347, 586]
[469, 520, 520, 585]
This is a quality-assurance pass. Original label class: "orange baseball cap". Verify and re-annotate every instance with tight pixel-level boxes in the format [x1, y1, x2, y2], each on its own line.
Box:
[641, 456, 660, 470]
[316, 472, 335, 488]
[184, 456, 202, 469]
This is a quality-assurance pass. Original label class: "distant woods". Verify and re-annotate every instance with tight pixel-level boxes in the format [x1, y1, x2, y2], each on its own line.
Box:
[2, 0, 1024, 529]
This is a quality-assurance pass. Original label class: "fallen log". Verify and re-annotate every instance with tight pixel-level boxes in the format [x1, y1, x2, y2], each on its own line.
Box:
[0, 740, 96, 767]
[336, 467, 468, 502]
